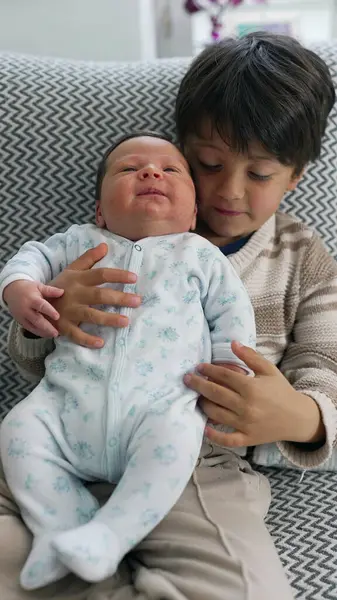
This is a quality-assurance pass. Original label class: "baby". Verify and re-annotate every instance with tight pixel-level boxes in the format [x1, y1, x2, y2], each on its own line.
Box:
[0, 132, 256, 590]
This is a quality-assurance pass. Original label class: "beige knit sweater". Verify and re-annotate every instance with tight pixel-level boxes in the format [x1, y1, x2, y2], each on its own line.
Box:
[7, 212, 337, 469]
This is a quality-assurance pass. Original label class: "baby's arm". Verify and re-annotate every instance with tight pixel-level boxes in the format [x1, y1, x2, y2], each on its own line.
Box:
[0, 228, 77, 338]
[203, 252, 256, 374]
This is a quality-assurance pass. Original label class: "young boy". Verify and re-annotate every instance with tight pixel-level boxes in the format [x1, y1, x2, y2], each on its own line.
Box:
[3, 33, 337, 600]
[0, 133, 255, 591]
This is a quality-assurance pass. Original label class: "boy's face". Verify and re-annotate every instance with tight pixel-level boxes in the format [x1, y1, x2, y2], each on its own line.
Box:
[96, 137, 196, 240]
[184, 123, 303, 243]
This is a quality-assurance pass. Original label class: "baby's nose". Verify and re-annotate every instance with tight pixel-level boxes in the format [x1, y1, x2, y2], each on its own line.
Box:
[139, 166, 162, 179]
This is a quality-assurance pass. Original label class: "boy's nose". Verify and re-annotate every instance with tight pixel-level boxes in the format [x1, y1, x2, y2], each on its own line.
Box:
[218, 172, 245, 201]
[139, 166, 162, 180]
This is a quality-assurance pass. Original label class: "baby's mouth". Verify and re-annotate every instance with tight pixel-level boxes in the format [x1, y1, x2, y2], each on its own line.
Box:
[136, 187, 166, 197]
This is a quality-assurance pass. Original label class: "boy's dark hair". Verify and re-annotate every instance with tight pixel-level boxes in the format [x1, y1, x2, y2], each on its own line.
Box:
[96, 130, 174, 200]
[175, 32, 336, 174]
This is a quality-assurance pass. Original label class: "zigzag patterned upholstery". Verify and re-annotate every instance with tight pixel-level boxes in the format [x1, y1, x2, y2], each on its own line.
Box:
[0, 46, 336, 599]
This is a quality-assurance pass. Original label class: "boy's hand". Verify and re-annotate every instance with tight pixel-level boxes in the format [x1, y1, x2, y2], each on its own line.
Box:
[205, 363, 248, 428]
[184, 342, 324, 447]
[3, 280, 64, 338]
[214, 362, 248, 375]
[45, 244, 141, 348]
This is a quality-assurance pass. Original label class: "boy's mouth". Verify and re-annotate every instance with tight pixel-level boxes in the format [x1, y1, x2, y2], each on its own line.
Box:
[214, 208, 244, 216]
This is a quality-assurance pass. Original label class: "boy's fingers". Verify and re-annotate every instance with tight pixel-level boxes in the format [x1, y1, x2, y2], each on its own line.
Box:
[60, 321, 105, 349]
[87, 287, 141, 307]
[205, 426, 247, 448]
[200, 395, 241, 422]
[65, 244, 108, 271]
[231, 342, 276, 376]
[81, 267, 137, 287]
[185, 372, 239, 409]
[70, 306, 129, 329]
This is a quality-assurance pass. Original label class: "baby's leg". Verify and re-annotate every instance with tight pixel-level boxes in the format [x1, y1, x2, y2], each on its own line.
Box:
[0, 401, 100, 590]
[53, 401, 206, 582]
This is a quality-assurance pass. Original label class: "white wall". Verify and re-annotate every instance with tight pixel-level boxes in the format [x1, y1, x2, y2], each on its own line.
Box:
[154, 0, 193, 58]
[0, 0, 156, 61]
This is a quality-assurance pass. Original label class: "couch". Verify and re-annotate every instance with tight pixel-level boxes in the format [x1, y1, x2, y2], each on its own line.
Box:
[0, 45, 337, 599]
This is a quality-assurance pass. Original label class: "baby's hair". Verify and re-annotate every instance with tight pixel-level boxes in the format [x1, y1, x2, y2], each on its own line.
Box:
[95, 131, 176, 200]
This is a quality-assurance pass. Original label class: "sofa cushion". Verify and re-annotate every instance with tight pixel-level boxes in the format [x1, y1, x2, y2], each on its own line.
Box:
[262, 466, 337, 600]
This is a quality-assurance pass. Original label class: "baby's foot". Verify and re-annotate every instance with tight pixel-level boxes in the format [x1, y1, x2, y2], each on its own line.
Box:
[20, 536, 69, 590]
[52, 521, 120, 583]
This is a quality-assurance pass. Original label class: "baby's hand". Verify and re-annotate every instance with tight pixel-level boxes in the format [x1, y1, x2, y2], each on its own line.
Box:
[3, 280, 64, 338]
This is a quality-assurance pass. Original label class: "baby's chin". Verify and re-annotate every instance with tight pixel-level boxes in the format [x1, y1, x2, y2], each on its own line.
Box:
[101, 221, 192, 241]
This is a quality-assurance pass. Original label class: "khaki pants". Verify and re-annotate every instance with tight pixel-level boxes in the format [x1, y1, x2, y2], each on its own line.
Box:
[0, 446, 293, 600]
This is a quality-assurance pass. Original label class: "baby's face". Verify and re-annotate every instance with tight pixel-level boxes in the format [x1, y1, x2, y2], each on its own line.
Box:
[96, 136, 196, 240]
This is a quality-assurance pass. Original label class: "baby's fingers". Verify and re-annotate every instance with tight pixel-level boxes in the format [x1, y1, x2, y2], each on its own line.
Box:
[39, 283, 64, 299]
[25, 311, 59, 338]
[31, 296, 60, 321]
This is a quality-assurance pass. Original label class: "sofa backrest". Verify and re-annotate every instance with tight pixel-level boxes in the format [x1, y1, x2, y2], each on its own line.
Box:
[0, 45, 336, 416]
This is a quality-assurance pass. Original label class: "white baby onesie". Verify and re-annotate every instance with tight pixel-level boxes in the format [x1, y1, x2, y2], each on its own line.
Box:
[0, 224, 256, 590]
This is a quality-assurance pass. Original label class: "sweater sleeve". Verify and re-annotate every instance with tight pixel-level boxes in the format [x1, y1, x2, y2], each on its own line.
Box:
[7, 320, 53, 382]
[277, 233, 337, 468]
[203, 253, 256, 371]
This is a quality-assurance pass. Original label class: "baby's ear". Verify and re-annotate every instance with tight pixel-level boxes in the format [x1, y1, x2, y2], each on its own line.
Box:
[95, 201, 105, 228]
[190, 205, 197, 231]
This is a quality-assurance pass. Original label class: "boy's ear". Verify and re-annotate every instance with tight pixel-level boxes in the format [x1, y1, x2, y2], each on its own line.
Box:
[287, 168, 305, 192]
[95, 200, 105, 228]
[190, 204, 197, 231]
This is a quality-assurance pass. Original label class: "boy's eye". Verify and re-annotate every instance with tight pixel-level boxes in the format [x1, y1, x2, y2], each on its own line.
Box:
[249, 172, 272, 181]
[198, 160, 222, 172]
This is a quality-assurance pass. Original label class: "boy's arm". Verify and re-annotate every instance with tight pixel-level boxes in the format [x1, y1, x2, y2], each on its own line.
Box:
[7, 320, 52, 383]
[203, 253, 256, 372]
[277, 233, 337, 468]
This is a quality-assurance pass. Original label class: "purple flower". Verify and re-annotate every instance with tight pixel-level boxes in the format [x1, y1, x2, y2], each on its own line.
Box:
[184, 0, 201, 14]
[184, 0, 267, 33]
